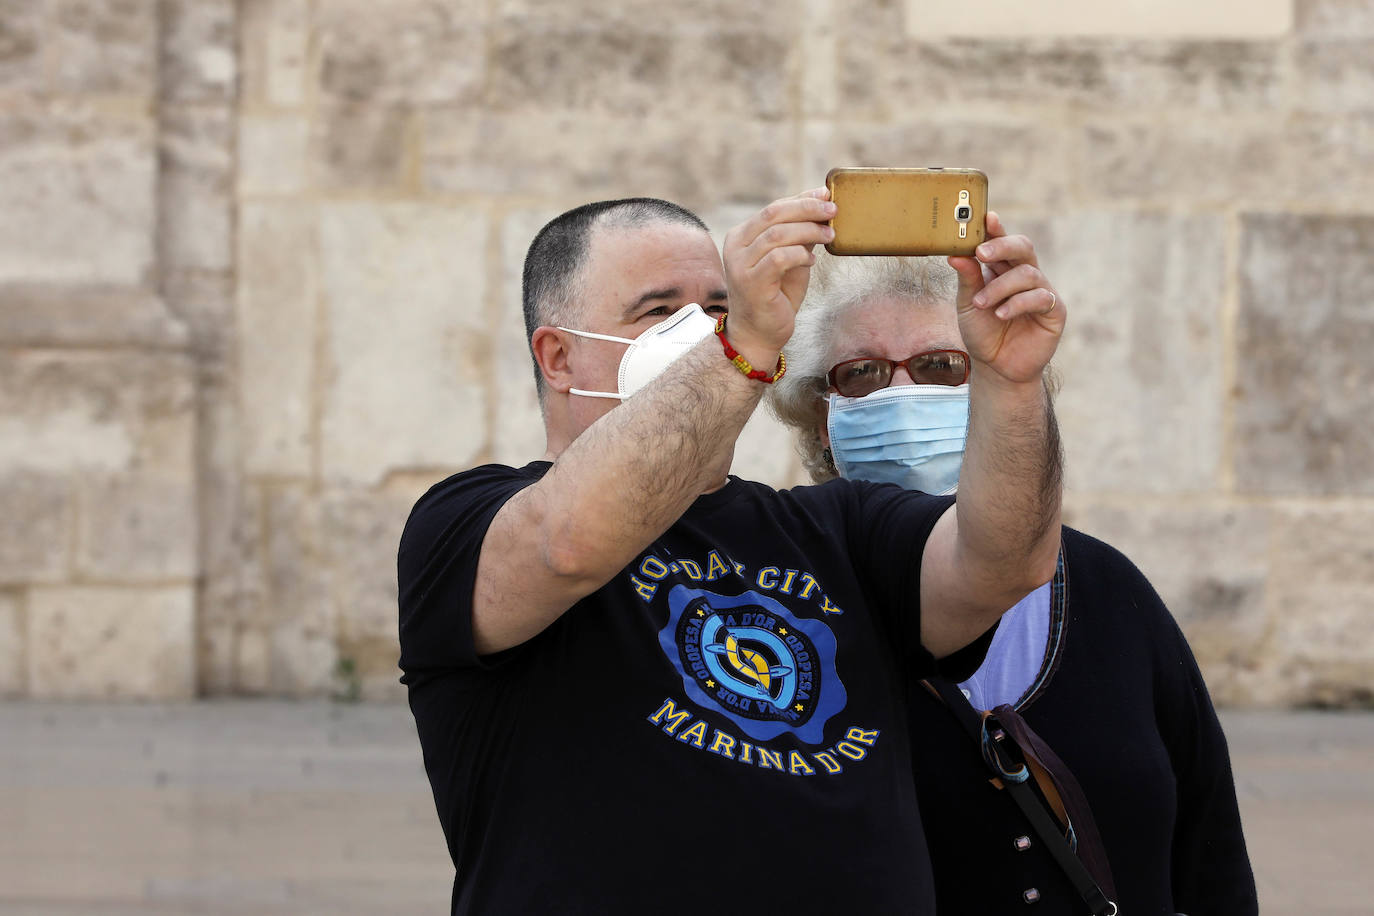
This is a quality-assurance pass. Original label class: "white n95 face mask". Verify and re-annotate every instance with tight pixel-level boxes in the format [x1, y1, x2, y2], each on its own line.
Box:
[826, 383, 971, 495]
[557, 303, 718, 400]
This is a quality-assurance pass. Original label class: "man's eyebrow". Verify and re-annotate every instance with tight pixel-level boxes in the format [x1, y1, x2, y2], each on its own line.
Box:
[622, 288, 681, 320]
[621, 286, 731, 320]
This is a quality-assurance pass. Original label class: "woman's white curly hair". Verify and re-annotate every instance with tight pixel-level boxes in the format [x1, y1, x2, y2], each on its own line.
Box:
[768, 252, 960, 483]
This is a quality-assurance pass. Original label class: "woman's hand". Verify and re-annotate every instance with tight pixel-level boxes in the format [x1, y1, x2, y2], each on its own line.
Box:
[947, 211, 1064, 387]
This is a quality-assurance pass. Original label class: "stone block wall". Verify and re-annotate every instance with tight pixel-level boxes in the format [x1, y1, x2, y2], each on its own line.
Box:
[1, 0, 1370, 705]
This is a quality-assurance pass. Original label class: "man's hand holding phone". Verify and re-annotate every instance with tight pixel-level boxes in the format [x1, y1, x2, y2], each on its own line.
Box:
[720, 188, 836, 372]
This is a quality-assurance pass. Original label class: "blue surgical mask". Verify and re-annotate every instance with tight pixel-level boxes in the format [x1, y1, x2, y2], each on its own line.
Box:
[826, 384, 970, 494]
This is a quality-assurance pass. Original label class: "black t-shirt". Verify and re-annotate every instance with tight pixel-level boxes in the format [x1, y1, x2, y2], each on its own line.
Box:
[398, 461, 961, 915]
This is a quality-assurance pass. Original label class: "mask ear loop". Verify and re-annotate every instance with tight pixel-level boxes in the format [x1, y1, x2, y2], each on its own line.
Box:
[555, 327, 634, 345]
[557, 326, 632, 400]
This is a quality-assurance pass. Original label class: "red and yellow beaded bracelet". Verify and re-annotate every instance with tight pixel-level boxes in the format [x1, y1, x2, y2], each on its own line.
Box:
[714, 315, 786, 384]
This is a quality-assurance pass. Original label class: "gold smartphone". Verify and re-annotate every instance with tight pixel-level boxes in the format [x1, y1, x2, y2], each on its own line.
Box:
[825, 167, 989, 257]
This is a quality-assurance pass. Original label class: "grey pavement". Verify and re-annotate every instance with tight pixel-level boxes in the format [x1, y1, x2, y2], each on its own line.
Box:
[1, 703, 1371, 915]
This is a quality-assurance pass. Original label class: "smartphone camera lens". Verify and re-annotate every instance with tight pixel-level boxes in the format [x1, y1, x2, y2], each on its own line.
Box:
[956, 205, 972, 221]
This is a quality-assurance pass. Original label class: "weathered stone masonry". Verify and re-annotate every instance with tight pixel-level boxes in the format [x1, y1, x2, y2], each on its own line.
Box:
[1, 0, 1371, 704]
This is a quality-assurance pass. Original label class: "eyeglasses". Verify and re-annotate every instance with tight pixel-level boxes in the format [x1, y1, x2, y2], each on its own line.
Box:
[826, 349, 971, 398]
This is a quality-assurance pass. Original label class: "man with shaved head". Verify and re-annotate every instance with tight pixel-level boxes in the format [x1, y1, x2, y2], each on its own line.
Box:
[398, 188, 1067, 914]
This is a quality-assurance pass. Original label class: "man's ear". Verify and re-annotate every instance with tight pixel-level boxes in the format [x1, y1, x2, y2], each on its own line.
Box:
[531, 327, 573, 394]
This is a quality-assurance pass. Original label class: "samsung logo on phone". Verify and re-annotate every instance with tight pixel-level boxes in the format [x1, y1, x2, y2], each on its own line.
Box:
[930, 198, 939, 229]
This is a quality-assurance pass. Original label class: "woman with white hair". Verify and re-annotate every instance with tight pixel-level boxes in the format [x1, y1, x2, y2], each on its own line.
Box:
[769, 220, 1257, 915]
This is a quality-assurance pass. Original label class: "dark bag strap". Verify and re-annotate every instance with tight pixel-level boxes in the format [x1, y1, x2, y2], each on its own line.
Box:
[925, 676, 1118, 916]
[992, 700, 1117, 901]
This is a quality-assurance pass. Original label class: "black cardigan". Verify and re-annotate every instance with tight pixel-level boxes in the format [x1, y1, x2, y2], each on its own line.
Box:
[909, 527, 1258, 915]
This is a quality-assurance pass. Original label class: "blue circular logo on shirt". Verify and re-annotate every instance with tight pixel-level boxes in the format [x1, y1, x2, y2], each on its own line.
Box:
[659, 585, 847, 745]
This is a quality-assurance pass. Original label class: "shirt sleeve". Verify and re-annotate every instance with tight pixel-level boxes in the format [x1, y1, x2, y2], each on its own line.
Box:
[396, 464, 541, 685]
[844, 480, 958, 677]
[933, 620, 997, 682]
[1157, 613, 1260, 915]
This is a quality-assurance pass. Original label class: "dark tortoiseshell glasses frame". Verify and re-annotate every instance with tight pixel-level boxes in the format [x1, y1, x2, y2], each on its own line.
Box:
[825, 349, 971, 398]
